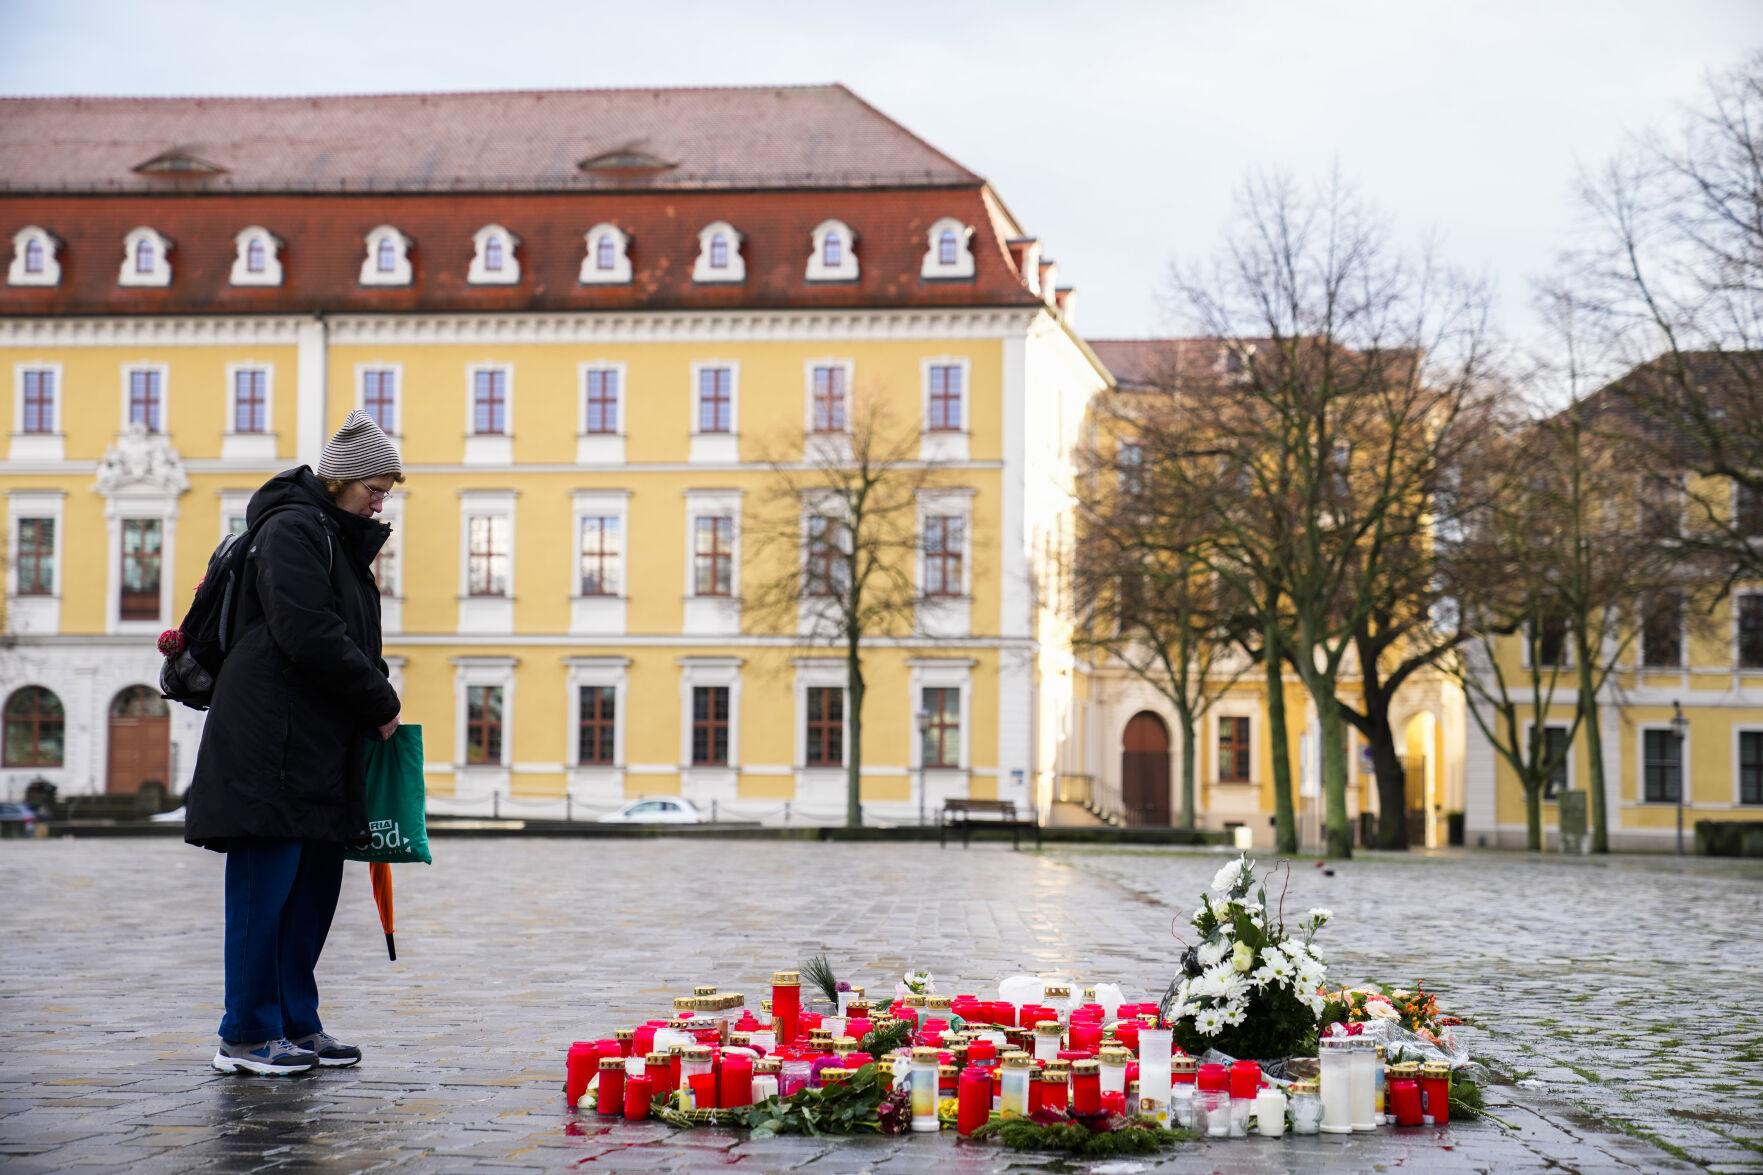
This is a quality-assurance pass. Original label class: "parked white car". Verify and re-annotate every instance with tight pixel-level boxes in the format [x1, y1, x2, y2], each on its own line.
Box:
[597, 797, 706, 824]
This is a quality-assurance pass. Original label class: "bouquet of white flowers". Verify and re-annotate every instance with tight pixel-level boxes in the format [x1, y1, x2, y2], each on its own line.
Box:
[1160, 855, 1331, 1061]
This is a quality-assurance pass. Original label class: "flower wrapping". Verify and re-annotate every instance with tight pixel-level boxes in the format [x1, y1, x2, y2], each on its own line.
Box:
[157, 628, 186, 656]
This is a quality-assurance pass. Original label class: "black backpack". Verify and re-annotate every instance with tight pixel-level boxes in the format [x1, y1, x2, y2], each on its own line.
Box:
[158, 505, 332, 712]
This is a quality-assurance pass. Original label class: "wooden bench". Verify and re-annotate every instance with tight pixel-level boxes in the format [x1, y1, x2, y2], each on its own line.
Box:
[938, 798, 1041, 850]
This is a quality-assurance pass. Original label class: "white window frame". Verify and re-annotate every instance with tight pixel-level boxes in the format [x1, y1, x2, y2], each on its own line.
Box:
[452, 656, 517, 777]
[692, 221, 746, 283]
[806, 219, 859, 282]
[1522, 719, 1575, 800]
[229, 226, 284, 287]
[119, 362, 170, 434]
[360, 225, 413, 287]
[797, 492, 852, 638]
[576, 361, 627, 464]
[1211, 706, 1259, 786]
[105, 493, 177, 635]
[684, 488, 743, 637]
[457, 489, 517, 635]
[1735, 589, 1763, 672]
[468, 223, 521, 285]
[10, 361, 64, 461]
[678, 656, 743, 788]
[8, 226, 62, 287]
[119, 227, 173, 288]
[218, 489, 254, 542]
[580, 223, 633, 285]
[920, 355, 972, 461]
[566, 656, 629, 785]
[464, 362, 515, 466]
[920, 217, 975, 280]
[908, 658, 973, 775]
[355, 362, 403, 437]
[1636, 722, 1689, 806]
[570, 489, 629, 636]
[221, 362, 277, 462]
[794, 659, 849, 772]
[689, 360, 740, 463]
[916, 487, 974, 637]
[6, 490, 65, 636]
[375, 490, 406, 635]
[803, 358, 856, 463]
[1734, 725, 1763, 806]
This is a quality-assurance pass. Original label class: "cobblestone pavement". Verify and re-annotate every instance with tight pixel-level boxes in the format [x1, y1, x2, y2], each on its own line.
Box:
[0, 838, 1752, 1174]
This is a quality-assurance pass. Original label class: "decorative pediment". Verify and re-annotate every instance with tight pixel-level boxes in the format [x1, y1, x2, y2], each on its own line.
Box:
[95, 423, 189, 497]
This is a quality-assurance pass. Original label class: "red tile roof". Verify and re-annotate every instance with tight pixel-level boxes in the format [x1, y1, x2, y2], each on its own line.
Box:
[1087, 338, 1232, 388]
[0, 86, 980, 194]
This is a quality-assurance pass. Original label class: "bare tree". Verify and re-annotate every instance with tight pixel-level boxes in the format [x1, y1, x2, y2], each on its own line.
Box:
[1164, 173, 1494, 856]
[747, 391, 944, 828]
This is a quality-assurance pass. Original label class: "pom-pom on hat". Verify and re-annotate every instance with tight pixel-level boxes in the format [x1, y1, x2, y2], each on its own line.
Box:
[317, 409, 401, 480]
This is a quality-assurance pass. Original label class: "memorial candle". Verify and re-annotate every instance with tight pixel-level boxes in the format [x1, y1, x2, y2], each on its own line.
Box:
[1319, 1037, 1353, 1134]
[614, 1029, 635, 1058]
[1349, 1038, 1377, 1131]
[1098, 1046, 1131, 1095]
[1391, 1074, 1423, 1127]
[1033, 1021, 1062, 1064]
[752, 1058, 780, 1102]
[957, 1067, 991, 1136]
[1254, 1085, 1287, 1137]
[596, 1056, 626, 1116]
[1070, 1058, 1102, 1114]
[1229, 1059, 1263, 1101]
[909, 1047, 940, 1132]
[999, 1054, 1031, 1116]
[565, 1043, 596, 1106]
[1421, 1062, 1452, 1125]
[688, 1072, 716, 1110]
[645, 1052, 673, 1098]
[772, 971, 802, 1046]
[623, 1075, 652, 1120]
[1041, 1061, 1070, 1112]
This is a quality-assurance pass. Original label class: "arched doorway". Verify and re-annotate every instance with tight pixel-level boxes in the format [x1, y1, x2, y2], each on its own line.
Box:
[107, 686, 170, 801]
[1121, 711, 1172, 827]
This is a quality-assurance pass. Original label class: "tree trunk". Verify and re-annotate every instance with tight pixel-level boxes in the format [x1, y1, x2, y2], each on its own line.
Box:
[1263, 638, 1297, 853]
[1524, 781, 1543, 852]
[1573, 637, 1609, 854]
[1315, 685, 1353, 858]
[1178, 711, 1197, 829]
[846, 645, 865, 829]
[1369, 719, 1410, 850]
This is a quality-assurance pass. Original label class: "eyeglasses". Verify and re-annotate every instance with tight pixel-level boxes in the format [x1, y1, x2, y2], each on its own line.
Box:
[357, 480, 393, 503]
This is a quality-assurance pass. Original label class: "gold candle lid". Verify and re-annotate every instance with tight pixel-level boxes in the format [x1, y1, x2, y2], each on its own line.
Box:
[761, 999, 773, 1013]
[693, 985, 718, 997]
[1045, 984, 1071, 999]
[667, 1017, 692, 1030]
[1083, 987, 1097, 1000]
[1422, 1062, 1452, 1079]
[1099, 1046, 1133, 1064]
[938, 1064, 958, 1078]
[876, 1059, 895, 1076]
[1003, 1053, 1032, 1068]
[756, 1057, 782, 1074]
[685, 1045, 713, 1061]
[1128, 1079, 1140, 1092]
[772, 971, 801, 986]
[667, 1043, 687, 1056]
[1044, 1060, 1071, 1078]
[926, 996, 953, 1010]
[1034, 1021, 1063, 1036]
[598, 1055, 625, 1071]
[1392, 1061, 1423, 1076]
[910, 1046, 940, 1062]
[832, 1036, 860, 1053]
[645, 1051, 671, 1064]
[673, 997, 697, 1011]
[906, 994, 928, 1008]
[1290, 1078, 1320, 1094]
[613, 1029, 634, 1042]
[819, 1067, 852, 1081]
[1172, 1056, 1197, 1073]
[1071, 1058, 1101, 1075]
[723, 993, 746, 1009]
[847, 999, 872, 1016]
[729, 1032, 752, 1047]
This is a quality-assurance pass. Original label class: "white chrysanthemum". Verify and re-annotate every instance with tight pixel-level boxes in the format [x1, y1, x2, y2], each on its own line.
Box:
[1211, 855, 1253, 894]
[1197, 939, 1229, 968]
[1194, 1007, 1226, 1035]
[1307, 907, 1333, 923]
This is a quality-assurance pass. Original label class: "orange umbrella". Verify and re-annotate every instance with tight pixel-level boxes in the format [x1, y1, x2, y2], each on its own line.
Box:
[369, 861, 396, 961]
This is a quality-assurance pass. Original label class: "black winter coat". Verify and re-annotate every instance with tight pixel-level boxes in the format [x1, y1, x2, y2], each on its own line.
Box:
[185, 467, 401, 849]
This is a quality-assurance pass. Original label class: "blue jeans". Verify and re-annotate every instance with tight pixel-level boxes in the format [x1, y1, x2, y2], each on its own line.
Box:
[218, 839, 344, 1044]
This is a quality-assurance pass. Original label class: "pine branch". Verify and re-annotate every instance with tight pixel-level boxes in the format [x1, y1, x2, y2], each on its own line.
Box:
[802, 953, 841, 1008]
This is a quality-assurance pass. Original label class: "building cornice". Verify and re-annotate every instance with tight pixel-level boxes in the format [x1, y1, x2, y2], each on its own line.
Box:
[0, 315, 307, 348]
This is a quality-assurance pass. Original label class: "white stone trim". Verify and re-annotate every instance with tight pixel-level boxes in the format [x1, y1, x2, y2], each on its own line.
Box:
[793, 658, 849, 771]
[217, 489, 254, 540]
[569, 489, 629, 636]
[468, 223, 521, 285]
[575, 361, 627, 465]
[229, 226, 284, 287]
[692, 221, 746, 283]
[463, 361, 515, 466]
[920, 355, 972, 461]
[118, 362, 170, 433]
[103, 491, 178, 636]
[8, 226, 61, 287]
[565, 655, 629, 773]
[921, 217, 975, 280]
[1209, 703, 1259, 785]
[689, 360, 740, 464]
[916, 487, 974, 638]
[1734, 588, 1763, 669]
[1634, 720, 1690, 806]
[295, 317, 328, 469]
[360, 225, 413, 287]
[375, 491, 405, 635]
[580, 223, 633, 285]
[10, 361, 64, 461]
[6, 490, 65, 636]
[221, 361, 277, 462]
[683, 488, 743, 637]
[806, 219, 859, 282]
[802, 357, 855, 436]
[1734, 723, 1763, 806]
[678, 656, 743, 784]
[457, 489, 518, 635]
[908, 658, 973, 805]
[451, 655, 517, 779]
[119, 227, 172, 288]
[353, 361, 403, 437]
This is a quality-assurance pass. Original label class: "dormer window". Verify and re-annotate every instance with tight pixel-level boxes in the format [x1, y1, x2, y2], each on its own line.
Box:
[468, 224, 521, 285]
[692, 221, 745, 283]
[921, 217, 975, 281]
[580, 223, 632, 285]
[806, 219, 859, 282]
[119, 227, 172, 287]
[7, 226, 61, 286]
[230, 226, 284, 287]
[360, 225, 413, 287]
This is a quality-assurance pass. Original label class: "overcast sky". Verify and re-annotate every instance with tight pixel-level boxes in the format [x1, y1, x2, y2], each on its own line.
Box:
[1, 0, 1756, 345]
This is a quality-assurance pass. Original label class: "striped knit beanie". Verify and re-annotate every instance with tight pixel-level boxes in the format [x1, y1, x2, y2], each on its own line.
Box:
[317, 409, 401, 480]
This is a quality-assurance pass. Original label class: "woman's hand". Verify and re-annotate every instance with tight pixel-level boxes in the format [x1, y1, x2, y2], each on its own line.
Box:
[377, 712, 400, 740]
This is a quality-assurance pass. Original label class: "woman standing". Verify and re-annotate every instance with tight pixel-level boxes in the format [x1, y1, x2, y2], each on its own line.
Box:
[186, 410, 404, 1075]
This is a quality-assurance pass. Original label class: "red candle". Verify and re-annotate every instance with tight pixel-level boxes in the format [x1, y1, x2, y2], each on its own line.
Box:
[1071, 1060, 1101, 1114]
[967, 1040, 997, 1065]
[565, 1043, 596, 1106]
[1027, 1072, 1043, 1115]
[1041, 1067, 1069, 1112]
[1101, 1091, 1126, 1116]
[957, 1067, 991, 1137]
[633, 1024, 660, 1057]
[845, 1052, 873, 1069]
[1421, 1064, 1451, 1125]
[772, 971, 802, 1046]
[1196, 1063, 1228, 1093]
[595, 1057, 626, 1116]
[613, 1032, 635, 1058]
[689, 1072, 717, 1110]
[1392, 1076, 1423, 1127]
[846, 1017, 873, 1040]
[1069, 1023, 1103, 1054]
[623, 1075, 652, 1120]
[989, 1001, 1017, 1027]
[719, 1055, 754, 1108]
[1229, 1060, 1262, 1100]
[645, 1052, 672, 1098]
[1114, 1021, 1141, 1052]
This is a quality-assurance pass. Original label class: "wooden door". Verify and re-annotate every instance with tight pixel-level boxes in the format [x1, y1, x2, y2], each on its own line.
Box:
[1121, 711, 1172, 827]
[107, 686, 170, 796]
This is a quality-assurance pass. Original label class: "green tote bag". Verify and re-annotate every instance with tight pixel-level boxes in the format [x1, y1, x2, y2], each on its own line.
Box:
[345, 723, 433, 865]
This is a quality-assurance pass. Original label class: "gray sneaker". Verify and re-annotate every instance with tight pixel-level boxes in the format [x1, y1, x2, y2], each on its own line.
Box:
[291, 1031, 362, 1067]
[212, 1037, 319, 1076]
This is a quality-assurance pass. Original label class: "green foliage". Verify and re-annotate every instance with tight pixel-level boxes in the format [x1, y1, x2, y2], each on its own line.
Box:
[802, 953, 841, 1008]
[1170, 981, 1320, 1061]
[1449, 1073, 1487, 1119]
[858, 1017, 911, 1057]
[742, 1062, 898, 1137]
[971, 1118, 1194, 1155]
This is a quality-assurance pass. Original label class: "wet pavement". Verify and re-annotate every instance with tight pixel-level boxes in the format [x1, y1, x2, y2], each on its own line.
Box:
[0, 837, 1757, 1173]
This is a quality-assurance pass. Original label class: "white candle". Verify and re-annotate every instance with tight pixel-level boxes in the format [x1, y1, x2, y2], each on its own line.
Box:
[1350, 1040, 1377, 1131]
[1254, 1087, 1287, 1137]
[1320, 1038, 1354, 1134]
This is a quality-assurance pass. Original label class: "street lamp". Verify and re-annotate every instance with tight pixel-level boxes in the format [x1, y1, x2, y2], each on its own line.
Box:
[916, 709, 931, 827]
[1671, 700, 1689, 857]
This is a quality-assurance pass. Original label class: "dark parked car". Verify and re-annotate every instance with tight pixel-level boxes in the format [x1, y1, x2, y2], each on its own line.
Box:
[0, 802, 40, 838]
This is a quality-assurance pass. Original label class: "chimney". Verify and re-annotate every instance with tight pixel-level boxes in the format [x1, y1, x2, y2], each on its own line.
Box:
[1053, 286, 1077, 327]
[1037, 260, 1058, 307]
[1006, 237, 1041, 294]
